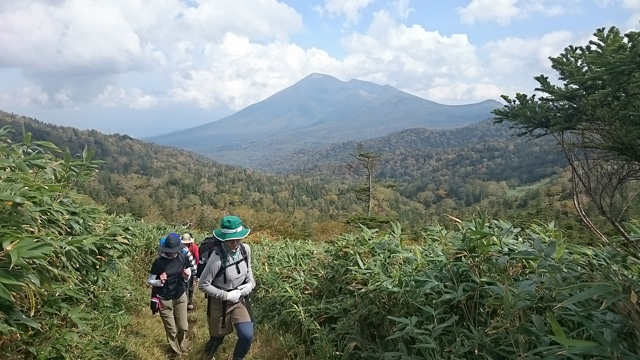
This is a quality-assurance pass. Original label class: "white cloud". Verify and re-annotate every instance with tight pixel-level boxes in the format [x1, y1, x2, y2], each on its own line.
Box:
[424, 79, 504, 103]
[0, 1, 158, 73]
[0, 0, 304, 108]
[165, 9, 583, 107]
[169, 33, 341, 110]
[620, 0, 640, 8]
[176, 0, 303, 42]
[313, 0, 373, 25]
[458, 0, 519, 25]
[0, 86, 48, 108]
[0, 0, 634, 123]
[338, 11, 489, 102]
[620, 0, 640, 29]
[482, 30, 576, 94]
[458, 0, 568, 25]
[92, 86, 157, 109]
[390, 0, 413, 19]
[592, 0, 639, 29]
[483, 30, 573, 71]
[0, 82, 158, 110]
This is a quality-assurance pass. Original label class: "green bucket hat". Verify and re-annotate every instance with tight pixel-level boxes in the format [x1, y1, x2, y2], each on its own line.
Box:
[213, 216, 251, 241]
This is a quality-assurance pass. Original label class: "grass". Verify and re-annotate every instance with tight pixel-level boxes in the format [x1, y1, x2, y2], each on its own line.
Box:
[506, 177, 552, 197]
[125, 291, 311, 360]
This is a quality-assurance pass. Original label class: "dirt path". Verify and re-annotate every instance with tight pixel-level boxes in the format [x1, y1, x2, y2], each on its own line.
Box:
[124, 293, 303, 360]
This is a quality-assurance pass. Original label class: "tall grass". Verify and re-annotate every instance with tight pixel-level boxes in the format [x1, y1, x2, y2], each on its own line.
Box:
[0, 126, 147, 358]
[252, 219, 640, 359]
[0, 126, 207, 359]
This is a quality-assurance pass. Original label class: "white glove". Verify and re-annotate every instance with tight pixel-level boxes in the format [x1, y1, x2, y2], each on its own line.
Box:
[237, 283, 254, 296]
[226, 290, 242, 303]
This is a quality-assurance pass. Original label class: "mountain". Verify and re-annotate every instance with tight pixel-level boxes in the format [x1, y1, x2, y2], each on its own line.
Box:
[147, 73, 501, 168]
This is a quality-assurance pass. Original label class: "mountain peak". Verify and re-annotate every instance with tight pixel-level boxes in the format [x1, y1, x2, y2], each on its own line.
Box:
[295, 73, 344, 87]
[148, 74, 500, 154]
[305, 72, 340, 80]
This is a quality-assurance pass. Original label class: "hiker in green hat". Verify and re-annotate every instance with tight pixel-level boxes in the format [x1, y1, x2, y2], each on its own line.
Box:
[198, 216, 256, 360]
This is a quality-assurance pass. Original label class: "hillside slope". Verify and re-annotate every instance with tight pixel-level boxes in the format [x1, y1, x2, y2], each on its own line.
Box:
[0, 110, 578, 235]
[0, 110, 427, 236]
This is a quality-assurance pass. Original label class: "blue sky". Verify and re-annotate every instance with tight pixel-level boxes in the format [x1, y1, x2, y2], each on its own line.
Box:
[0, 0, 638, 137]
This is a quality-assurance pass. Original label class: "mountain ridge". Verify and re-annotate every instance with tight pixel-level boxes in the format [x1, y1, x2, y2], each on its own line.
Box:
[147, 73, 502, 155]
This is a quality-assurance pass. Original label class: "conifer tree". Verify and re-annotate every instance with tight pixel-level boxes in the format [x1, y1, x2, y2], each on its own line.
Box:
[494, 26, 640, 250]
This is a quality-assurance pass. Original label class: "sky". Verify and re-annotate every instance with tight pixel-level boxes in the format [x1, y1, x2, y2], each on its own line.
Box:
[0, 0, 638, 137]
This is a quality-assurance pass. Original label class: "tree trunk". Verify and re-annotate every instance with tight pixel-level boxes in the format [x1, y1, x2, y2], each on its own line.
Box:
[571, 172, 609, 243]
[367, 160, 373, 217]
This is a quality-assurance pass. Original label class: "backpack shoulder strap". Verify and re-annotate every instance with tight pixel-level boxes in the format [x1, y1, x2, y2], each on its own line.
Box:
[179, 250, 196, 271]
[240, 243, 249, 266]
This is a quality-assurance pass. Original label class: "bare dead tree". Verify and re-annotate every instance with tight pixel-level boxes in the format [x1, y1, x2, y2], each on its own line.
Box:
[555, 131, 640, 251]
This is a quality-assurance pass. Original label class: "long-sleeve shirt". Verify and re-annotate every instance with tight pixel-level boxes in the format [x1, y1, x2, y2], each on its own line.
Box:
[182, 247, 198, 276]
[186, 242, 200, 267]
[198, 243, 255, 301]
[146, 253, 191, 299]
[147, 253, 193, 287]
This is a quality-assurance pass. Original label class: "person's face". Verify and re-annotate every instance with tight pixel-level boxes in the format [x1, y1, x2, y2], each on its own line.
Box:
[224, 239, 242, 251]
[165, 252, 178, 258]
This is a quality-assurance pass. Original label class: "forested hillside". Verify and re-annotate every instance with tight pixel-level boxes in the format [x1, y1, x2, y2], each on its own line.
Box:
[247, 119, 582, 233]
[2, 109, 591, 238]
[275, 120, 559, 177]
[265, 120, 565, 197]
[0, 111, 432, 239]
[0, 110, 585, 241]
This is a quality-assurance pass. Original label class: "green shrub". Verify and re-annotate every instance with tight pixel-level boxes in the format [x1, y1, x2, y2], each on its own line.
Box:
[0, 126, 165, 358]
[253, 219, 640, 359]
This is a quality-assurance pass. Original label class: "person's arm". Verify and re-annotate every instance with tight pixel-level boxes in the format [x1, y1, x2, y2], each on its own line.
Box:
[238, 245, 256, 296]
[245, 245, 256, 288]
[147, 274, 164, 287]
[198, 255, 229, 300]
[192, 244, 200, 269]
[182, 249, 196, 280]
[147, 259, 164, 287]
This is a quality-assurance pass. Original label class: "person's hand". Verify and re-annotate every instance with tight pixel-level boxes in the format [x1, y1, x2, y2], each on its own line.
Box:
[159, 272, 167, 284]
[237, 283, 254, 296]
[182, 268, 191, 281]
[226, 290, 242, 303]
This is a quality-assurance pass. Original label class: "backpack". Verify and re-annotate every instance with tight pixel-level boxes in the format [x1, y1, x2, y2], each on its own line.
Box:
[197, 236, 248, 283]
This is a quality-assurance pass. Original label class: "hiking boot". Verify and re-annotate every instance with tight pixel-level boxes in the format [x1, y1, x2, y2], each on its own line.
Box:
[204, 338, 221, 358]
[179, 339, 189, 354]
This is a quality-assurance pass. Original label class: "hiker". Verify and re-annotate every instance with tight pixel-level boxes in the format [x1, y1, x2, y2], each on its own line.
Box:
[147, 233, 192, 356]
[182, 233, 199, 310]
[151, 235, 196, 297]
[199, 216, 256, 360]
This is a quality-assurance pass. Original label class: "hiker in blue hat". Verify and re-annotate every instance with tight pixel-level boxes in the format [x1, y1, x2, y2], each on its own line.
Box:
[147, 233, 192, 356]
[199, 216, 256, 360]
